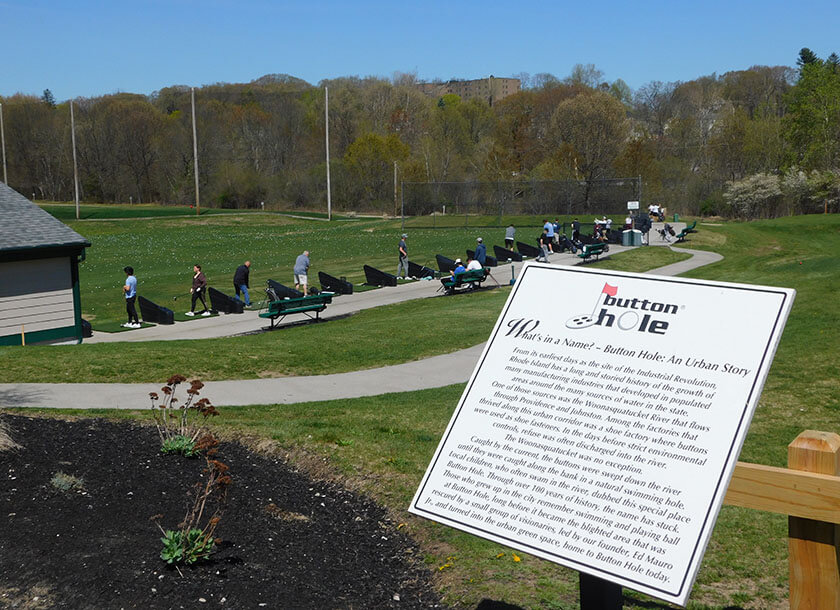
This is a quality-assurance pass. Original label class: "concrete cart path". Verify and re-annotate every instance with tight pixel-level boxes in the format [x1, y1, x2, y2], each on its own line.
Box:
[0, 243, 717, 410]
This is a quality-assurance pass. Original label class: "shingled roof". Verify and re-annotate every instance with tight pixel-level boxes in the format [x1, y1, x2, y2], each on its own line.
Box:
[0, 183, 90, 253]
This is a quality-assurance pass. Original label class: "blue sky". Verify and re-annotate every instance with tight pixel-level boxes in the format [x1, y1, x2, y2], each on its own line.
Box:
[1, 0, 838, 101]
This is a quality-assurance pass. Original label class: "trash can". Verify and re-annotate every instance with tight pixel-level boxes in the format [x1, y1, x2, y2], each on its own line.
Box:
[623, 229, 643, 246]
[673, 213, 680, 222]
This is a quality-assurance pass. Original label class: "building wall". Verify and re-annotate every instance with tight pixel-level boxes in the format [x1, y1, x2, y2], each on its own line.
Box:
[418, 77, 521, 105]
[0, 257, 77, 344]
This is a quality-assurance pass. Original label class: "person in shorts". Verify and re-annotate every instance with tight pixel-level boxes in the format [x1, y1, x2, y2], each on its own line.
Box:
[294, 250, 310, 295]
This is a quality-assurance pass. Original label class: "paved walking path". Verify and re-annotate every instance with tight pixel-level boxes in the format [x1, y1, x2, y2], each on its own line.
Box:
[0, 241, 720, 410]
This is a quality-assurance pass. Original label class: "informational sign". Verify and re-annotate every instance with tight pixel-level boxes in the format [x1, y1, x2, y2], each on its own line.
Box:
[627, 200, 640, 210]
[409, 264, 794, 606]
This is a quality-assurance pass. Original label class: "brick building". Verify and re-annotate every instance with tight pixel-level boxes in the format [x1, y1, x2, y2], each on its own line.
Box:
[417, 76, 520, 106]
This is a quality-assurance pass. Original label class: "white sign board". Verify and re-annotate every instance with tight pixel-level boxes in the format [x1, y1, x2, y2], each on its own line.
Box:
[410, 264, 794, 606]
[627, 201, 640, 210]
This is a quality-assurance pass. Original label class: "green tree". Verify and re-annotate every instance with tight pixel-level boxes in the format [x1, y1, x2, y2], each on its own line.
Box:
[784, 59, 840, 169]
[344, 132, 409, 208]
[549, 91, 629, 201]
[41, 89, 56, 108]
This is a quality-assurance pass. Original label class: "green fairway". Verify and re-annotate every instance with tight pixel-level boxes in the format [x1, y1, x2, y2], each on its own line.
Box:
[66, 212, 692, 328]
[38, 202, 239, 220]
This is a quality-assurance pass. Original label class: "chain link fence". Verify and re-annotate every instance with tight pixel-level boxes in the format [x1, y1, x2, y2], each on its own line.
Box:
[400, 178, 642, 228]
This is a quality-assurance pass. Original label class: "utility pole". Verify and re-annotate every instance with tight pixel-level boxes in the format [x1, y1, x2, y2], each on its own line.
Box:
[325, 87, 331, 221]
[70, 100, 80, 220]
[191, 87, 200, 215]
[393, 161, 398, 218]
[0, 102, 7, 185]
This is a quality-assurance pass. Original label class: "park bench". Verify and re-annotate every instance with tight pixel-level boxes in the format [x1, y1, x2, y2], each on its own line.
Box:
[259, 293, 333, 329]
[577, 242, 608, 263]
[440, 268, 490, 295]
[675, 222, 698, 243]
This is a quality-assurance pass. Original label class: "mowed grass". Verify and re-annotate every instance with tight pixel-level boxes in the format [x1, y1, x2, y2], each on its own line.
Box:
[586, 245, 691, 272]
[65, 214, 517, 326]
[0, 288, 509, 383]
[39, 202, 239, 220]
[65, 209, 681, 328]
[3, 245, 682, 384]
[6, 214, 837, 608]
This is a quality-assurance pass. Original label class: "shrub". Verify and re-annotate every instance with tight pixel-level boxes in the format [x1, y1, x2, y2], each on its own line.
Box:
[50, 472, 85, 493]
[150, 375, 219, 454]
[153, 436, 232, 566]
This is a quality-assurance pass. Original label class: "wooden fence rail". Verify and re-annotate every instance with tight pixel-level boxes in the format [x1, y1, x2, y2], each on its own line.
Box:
[582, 430, 840, 609]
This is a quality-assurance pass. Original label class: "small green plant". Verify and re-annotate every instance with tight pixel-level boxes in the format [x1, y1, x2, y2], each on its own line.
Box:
[50, 472, 85, 493]
[150, 375, 219, 456]
[160, 528, 216, 565]
[153, 436, 232, 566]
[160, 434, 198, 457]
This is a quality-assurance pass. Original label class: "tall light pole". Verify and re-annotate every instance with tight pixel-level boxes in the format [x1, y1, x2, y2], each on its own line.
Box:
[0, 102, 7, 185]
[191, 87, 200, 215]
[70, 100, 80, 219]
[325, 86, 331, 221]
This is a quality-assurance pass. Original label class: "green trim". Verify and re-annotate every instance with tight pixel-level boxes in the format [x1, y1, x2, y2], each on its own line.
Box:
[0, 325, 79, 346]
[71, 256, 83, 343]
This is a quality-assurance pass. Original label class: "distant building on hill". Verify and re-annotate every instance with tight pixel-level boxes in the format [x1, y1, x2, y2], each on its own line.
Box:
[417, 76, 520, 106]
[0, 183, 90, 345]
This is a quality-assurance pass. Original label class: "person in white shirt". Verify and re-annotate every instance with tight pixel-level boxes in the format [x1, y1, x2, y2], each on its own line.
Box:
[466, 258, 482, 271]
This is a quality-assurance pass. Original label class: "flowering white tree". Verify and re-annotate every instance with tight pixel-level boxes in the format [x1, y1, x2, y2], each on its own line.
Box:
[723, 173, 782, 218]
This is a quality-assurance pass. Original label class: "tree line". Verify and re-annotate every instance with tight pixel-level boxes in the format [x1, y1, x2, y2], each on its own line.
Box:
[2, 49, 838, 218]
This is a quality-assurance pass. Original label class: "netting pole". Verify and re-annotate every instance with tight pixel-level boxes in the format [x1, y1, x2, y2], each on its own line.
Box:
[400, 180, 405, 233]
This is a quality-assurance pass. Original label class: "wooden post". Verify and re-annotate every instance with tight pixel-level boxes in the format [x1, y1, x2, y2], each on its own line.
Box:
[788, 430, 840, 609]
[579, 572, 622, 609]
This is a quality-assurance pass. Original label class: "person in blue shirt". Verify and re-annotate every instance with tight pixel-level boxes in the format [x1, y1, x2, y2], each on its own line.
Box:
[543, 219, 555, 252]
[475, 237, 486, 265]
[122, 266, 140, 328]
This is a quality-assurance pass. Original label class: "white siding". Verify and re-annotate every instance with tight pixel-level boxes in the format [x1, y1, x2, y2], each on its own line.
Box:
[0, 258, 75, 336]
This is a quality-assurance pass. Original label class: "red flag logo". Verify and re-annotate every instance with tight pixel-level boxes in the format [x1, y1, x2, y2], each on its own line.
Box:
[602, 283, 618, 297]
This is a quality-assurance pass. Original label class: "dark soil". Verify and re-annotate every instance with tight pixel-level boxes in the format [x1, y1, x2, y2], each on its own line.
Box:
[0, 415, 447, 609]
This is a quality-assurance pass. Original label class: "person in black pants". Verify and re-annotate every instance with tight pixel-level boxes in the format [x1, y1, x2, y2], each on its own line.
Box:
[122, 266, 140, 328]
[186, 264, 210, 316]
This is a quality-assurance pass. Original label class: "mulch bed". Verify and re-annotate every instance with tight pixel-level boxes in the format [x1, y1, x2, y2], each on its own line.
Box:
[0, 415, 447, 609]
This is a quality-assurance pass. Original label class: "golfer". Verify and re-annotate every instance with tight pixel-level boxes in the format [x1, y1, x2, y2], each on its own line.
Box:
[294, 251, 310, 296]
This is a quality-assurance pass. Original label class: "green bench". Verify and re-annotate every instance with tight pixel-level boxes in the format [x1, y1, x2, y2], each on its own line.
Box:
[259, 293, 333, 329]
[440, 268, 490, 295]
[675, 221, 698, 243]
[577, 243, 608, 262]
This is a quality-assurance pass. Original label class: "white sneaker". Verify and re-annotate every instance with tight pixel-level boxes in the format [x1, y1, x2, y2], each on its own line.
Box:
[131, 322, 142, 328]
[201, 311, 211, 317]
[121, 323, 131, 328]
[185, 311, 195, 316]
